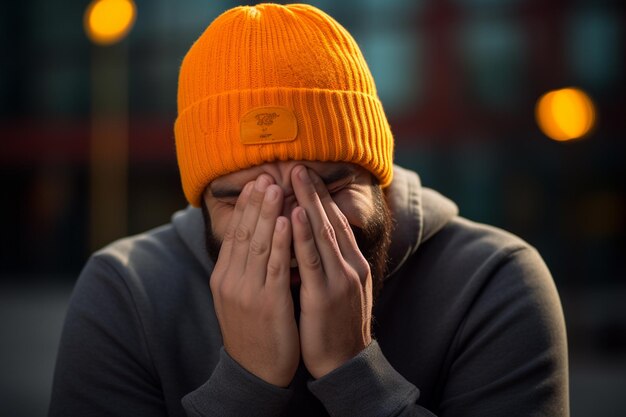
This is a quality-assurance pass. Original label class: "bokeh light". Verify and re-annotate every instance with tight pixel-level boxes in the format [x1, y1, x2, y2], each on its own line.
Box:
[536, 87, 596, 142]
[84, 0, 136, 45]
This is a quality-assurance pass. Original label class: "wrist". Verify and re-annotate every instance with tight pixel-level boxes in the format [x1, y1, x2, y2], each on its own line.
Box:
[308, 340, 371, 379]
[307, 341, 419, 417]
[227, 348, 297, 388]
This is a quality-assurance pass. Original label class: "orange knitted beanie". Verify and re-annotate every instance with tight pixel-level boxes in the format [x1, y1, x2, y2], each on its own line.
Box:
[175, 3, 394, 207]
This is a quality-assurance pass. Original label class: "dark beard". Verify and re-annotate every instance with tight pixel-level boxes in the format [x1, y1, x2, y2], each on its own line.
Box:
[201, 185, 393, 303]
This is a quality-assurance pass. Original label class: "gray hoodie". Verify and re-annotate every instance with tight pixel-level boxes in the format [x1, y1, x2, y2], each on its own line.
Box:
[49, 165, 569, 416]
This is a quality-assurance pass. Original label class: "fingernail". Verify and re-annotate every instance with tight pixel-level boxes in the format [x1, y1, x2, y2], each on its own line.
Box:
[298, 167, 311, 184]
[276, 217, 286, 231]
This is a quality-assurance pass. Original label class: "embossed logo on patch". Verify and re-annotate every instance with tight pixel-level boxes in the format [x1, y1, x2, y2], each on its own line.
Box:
[240, 107, 298, 145]
[256, 113, 279, 126]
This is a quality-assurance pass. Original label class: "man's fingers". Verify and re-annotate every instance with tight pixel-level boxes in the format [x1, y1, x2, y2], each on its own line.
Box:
[308, 169, 363, 267]
[292, 207, 326, 290]
[246, 184, 283, 282]
[229, 175, 273, 276]
[265, 216, 292, 292]
[214, 181, 254, 272]
[291, 166, 343, 273]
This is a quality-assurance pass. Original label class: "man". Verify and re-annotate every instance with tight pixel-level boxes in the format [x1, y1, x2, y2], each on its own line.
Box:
[49, 4, 568, 416]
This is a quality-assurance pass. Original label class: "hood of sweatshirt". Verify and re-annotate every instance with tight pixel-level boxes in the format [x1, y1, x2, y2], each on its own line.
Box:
[172, 164, 458, 280]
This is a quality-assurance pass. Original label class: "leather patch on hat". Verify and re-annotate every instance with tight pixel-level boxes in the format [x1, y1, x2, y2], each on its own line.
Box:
[240, 106, 298, 145]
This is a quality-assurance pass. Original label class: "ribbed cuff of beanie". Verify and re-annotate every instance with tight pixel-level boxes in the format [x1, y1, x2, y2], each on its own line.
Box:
[175, 87, 393, 207]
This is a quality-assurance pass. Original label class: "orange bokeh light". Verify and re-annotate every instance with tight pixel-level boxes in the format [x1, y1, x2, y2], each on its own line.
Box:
[536, 87, 596, 142]
[84, 0, 136, 45]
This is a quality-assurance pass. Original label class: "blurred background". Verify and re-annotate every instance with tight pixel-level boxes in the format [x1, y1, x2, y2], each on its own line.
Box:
[0, 0, 624, 415]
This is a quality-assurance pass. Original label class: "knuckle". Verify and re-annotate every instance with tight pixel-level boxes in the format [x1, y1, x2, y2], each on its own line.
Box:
[351, 255, 371, 281]
[214, 279, 231, 300]
[235, 225, 251, 242]
[337, 264, 361, 287]
[249, 239, 269, 256]
[319, 222, 336, 243]
[303, 253, 322, 270]
[357, 258, 371, 277]
[223, 226, 236, 242]
[336, 213, 351, 235]
[346, 270, 362, 288]
[209, 276, 219, 293]
[266, 261, 283, 278]
[217, 279, 235, 299]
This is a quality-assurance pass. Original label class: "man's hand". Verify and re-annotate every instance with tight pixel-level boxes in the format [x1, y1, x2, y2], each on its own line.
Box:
[291, 166, 373, 379]
[209, 175, 300, 387]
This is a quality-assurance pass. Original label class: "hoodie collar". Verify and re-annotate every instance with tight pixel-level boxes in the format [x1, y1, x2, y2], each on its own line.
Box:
[172, 165, 458, 277]
[385, 165, 458, 277]
[172, 205, 215, 274]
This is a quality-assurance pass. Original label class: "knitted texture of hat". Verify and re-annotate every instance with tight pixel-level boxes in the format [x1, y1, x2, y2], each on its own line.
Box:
[175, 3, 394, 206]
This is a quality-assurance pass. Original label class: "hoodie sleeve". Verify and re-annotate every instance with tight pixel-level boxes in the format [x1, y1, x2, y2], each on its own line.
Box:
[308, 246, 568, 417]
[436, 246, 569, 417]
[182, 348, 293, 417]
[48, 255, 292, 417]
[308, 341, 436, 417]
[48, 256, 168, 416]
